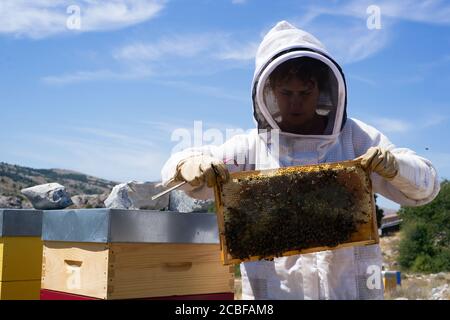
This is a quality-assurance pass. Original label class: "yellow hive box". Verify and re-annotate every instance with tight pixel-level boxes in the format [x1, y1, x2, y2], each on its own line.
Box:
[0, 210, 43, 300]
[213, 160, 379, 265]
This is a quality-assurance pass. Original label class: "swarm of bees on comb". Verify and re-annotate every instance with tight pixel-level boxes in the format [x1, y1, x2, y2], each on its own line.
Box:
[217, 162, 374, 262]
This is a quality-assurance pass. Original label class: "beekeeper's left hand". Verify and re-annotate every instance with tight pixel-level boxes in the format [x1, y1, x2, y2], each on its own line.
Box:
[357, 146, 399, 180]
[174, 155, 229, 188]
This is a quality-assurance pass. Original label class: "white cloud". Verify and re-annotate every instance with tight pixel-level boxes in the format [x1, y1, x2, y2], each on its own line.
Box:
[43, 32, 257, 84]
[293, 8, 391, 64]
[41, 66, 152, 84]
[11, 123, 171, 182]
[422, 115, 448, 128]
[364, 113, 448, 135]
[232, 0, 247, 4]
[157, 80, 247, 102]
[370, 0, 450, 25]
[299, 0, 450, 25]
[327, 24, 389, 64]
[0, 0, 166, 39]
[347, 74, 377, 86]
[73, 127, 156, 150]
[113, 34, 216, 61]
[215, 41, 258, 61]
[371, 117, 412, 133]
[114, 33, 257, 63]
[292, 0, 450, 64]
[45, 136, 167, 182]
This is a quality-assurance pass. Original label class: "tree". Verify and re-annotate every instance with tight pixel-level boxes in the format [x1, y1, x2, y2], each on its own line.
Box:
[398, 180, 450, 273]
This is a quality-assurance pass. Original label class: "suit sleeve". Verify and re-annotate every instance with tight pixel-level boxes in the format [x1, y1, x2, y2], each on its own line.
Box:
[161, 133, 253, 200]
[351, 119, 440, 207]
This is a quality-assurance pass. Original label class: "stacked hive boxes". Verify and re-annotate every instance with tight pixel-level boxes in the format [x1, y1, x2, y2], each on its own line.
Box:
[0, 209, 43, 300]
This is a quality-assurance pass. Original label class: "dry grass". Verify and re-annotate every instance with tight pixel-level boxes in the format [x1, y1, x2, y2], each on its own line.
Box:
[385, 273, 450, 300]
[381, 232, 450, 300]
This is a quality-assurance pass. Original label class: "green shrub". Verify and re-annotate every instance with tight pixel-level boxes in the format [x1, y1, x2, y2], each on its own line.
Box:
[398, 180, 450, 273]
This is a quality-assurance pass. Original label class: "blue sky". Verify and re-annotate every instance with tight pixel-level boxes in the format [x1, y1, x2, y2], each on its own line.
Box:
[1, 0, 449, 209]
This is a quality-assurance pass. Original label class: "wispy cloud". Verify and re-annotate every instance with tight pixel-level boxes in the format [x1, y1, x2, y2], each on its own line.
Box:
[231, 0, 248, 5]
[0, 0, 166, 39]
[422, 115, 448, 128]
[7, 118, 250, 182]
[293, 7, 391, 64]
[365, 113, 448, 134]
[41, 67, 152, 85]
[9, 123, 171, 182]
[214, 41, 258, 61]
[393, 54, 450, 85]
[113, 34, 215, 61]
[114, 33, 257, 63]
[157, 80, 247, 102]
[347, 74, 377, 86]
[371, 117, 412, 133]
[299, 0, 450, 26]
[369, 0, 450, 25]
[139, 119, 247, 139]
[42, 32, 257, 85]
[40, 135, 167, 182]
[72, 127, 156, 150]
[292, 0, 450, 64]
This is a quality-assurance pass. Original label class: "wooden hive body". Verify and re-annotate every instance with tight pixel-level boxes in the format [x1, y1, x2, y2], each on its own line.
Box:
[40, 209, 234, 300]
[42, 242, 234, 299]
[214, 160, 379, 265]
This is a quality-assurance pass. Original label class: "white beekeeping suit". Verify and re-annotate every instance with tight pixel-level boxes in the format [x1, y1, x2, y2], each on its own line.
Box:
[161, 21, 440, 300]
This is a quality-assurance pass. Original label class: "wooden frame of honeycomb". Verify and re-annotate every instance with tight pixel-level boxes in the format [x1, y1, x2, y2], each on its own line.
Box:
[213, 160, 379, 265]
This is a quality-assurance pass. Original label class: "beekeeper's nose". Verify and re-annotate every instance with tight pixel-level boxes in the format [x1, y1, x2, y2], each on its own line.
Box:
[289, 94, 304, 109]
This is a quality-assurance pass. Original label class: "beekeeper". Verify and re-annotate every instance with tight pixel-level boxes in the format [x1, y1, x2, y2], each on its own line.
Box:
[161, 21, 440, 300]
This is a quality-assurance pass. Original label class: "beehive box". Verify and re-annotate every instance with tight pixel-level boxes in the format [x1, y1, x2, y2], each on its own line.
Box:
[0, 209, 43, 300]
[213, 160, 379, 265]
[40, 209, 234, 300]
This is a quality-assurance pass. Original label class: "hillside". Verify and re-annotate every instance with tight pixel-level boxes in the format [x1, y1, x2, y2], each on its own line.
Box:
[0, 162, 118, 208]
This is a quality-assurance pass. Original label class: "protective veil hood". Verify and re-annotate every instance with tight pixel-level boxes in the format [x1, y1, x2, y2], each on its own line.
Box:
[252, 21, 347, 138]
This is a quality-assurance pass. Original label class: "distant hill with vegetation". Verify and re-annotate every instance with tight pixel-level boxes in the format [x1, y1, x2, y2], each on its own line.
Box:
[0, 162, 117, 208]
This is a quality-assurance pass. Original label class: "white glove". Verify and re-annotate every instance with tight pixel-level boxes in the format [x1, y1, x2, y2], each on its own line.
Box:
[174, 155, 230, 187]
[357, 146, 399, 180]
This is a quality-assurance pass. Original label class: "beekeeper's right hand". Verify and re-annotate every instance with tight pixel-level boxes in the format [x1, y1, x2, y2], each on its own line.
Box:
[174, 155, 230, 188]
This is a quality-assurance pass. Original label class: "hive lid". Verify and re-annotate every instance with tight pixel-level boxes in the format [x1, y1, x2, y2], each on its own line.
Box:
[42, 209, 220, 244]
[0, 209, 43, 237]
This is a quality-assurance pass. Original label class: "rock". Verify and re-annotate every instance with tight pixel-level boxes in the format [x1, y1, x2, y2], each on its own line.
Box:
[431, 284, 449, 300]
[70, 194, 108, 209]
[104, 181, 169, 210]
[169, 189, 214, 213]
[21, 183, 73, 210]
[0, 195, 32, 209]
[434, 272, 448, 280]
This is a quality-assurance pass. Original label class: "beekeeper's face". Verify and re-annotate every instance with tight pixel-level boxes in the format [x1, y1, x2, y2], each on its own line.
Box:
[273, 77, 320, 132]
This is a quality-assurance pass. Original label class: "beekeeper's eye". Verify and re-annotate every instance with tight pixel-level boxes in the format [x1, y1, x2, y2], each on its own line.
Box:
[279, 88, 312, 97]
[280, 89, 293, 96]
[300, 89, 312, 97]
